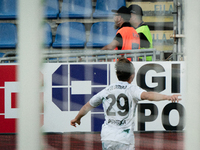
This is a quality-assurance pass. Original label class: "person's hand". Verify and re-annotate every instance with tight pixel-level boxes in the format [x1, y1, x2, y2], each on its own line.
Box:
[70, 118, 81, 127]
[168, 94, 181, 103]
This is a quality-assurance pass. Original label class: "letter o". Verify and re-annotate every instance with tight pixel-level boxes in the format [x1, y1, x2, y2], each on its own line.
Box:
[162, 103, 185, 130]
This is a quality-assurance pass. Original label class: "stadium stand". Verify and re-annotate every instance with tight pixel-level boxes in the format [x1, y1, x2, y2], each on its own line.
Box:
[0, 0, 183, 61]
[59, 0, 93, 19]
[93, 0, 126, 18]
[0, 23, 17, 49]
[0, 0, 17, 19]
[44, 0, 59, 19]
[44, 23, 53, 48]
[86, 21, 117, 48]
[52, 22, 86, 48]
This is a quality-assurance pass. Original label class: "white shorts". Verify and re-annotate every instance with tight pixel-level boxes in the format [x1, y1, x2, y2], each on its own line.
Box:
[102, 140, 135, 150]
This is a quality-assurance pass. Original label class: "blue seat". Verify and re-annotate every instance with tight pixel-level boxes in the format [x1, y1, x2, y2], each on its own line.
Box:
[52, 22, 86, 48]
[0, 23, 17, 48]
[0, 0, 17, 19]
[93, 0, 126, 18]
[44, 0, 59, 19]
[0, 52, 5, 57]
[44, 23, 53, 48]
[59, 0, 92, 19]
[86, 22, 117, 48]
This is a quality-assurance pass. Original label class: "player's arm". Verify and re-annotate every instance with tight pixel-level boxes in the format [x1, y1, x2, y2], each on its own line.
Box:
[70, 101, 94, 127]
[101, 39, 120, 50]
[141, 91, 181, 103]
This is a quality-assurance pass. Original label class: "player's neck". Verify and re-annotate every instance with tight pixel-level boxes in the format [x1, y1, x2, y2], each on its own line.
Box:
[128, 74, 135, 84]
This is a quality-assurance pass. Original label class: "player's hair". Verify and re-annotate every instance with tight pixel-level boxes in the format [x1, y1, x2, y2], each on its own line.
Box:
[115, 57, 135, 81]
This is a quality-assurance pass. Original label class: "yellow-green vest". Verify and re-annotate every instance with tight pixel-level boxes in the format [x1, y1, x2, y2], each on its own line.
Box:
[136, 25, 153, 61]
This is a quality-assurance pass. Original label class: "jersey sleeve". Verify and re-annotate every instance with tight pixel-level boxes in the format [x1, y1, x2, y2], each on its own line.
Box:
[89, 91, 103, 107]
[131, 85, 146, 101]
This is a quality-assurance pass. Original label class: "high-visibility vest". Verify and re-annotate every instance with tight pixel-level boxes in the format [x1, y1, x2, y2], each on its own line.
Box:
[136, 25, 153, 48]
[136, 25, 153, 61]
[115, 26, 140, 50]
[114, 26, 140, 61]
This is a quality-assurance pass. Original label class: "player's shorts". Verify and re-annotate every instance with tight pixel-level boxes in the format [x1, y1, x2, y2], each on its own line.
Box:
[102, 140, 135, 150]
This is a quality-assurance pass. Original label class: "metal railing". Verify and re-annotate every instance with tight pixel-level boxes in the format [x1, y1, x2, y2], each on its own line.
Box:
[0, 48, 184, 63]
[44, 49, 157, 63]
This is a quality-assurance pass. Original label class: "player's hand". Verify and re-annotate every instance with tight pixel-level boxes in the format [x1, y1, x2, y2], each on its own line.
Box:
[168, 94, 181, 103]
[70, 118, 81, 127]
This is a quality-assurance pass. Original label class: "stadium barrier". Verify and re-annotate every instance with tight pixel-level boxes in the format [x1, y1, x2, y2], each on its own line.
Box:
[0, 49, 185, 63]
[0, 49, 157, 63]
[44, 49, 158, 62]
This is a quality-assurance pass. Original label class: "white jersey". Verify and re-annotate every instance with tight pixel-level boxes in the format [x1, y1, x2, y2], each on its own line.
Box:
[89, 81, 146, 145]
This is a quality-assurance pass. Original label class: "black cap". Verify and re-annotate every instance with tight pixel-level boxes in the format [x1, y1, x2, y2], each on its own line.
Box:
[112, 6, 131, 15]
[128, 4, 143, 16]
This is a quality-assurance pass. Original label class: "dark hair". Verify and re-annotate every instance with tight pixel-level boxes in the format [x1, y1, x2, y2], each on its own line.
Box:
[115, 57, 135, 81]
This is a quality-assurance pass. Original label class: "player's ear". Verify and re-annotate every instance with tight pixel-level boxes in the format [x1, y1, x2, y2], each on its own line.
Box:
[128, 74, 135, 83]
[132, 73, 135, 80]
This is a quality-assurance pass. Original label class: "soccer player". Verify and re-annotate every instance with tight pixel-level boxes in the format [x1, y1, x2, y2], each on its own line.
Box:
[70, 57, 181, 150]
